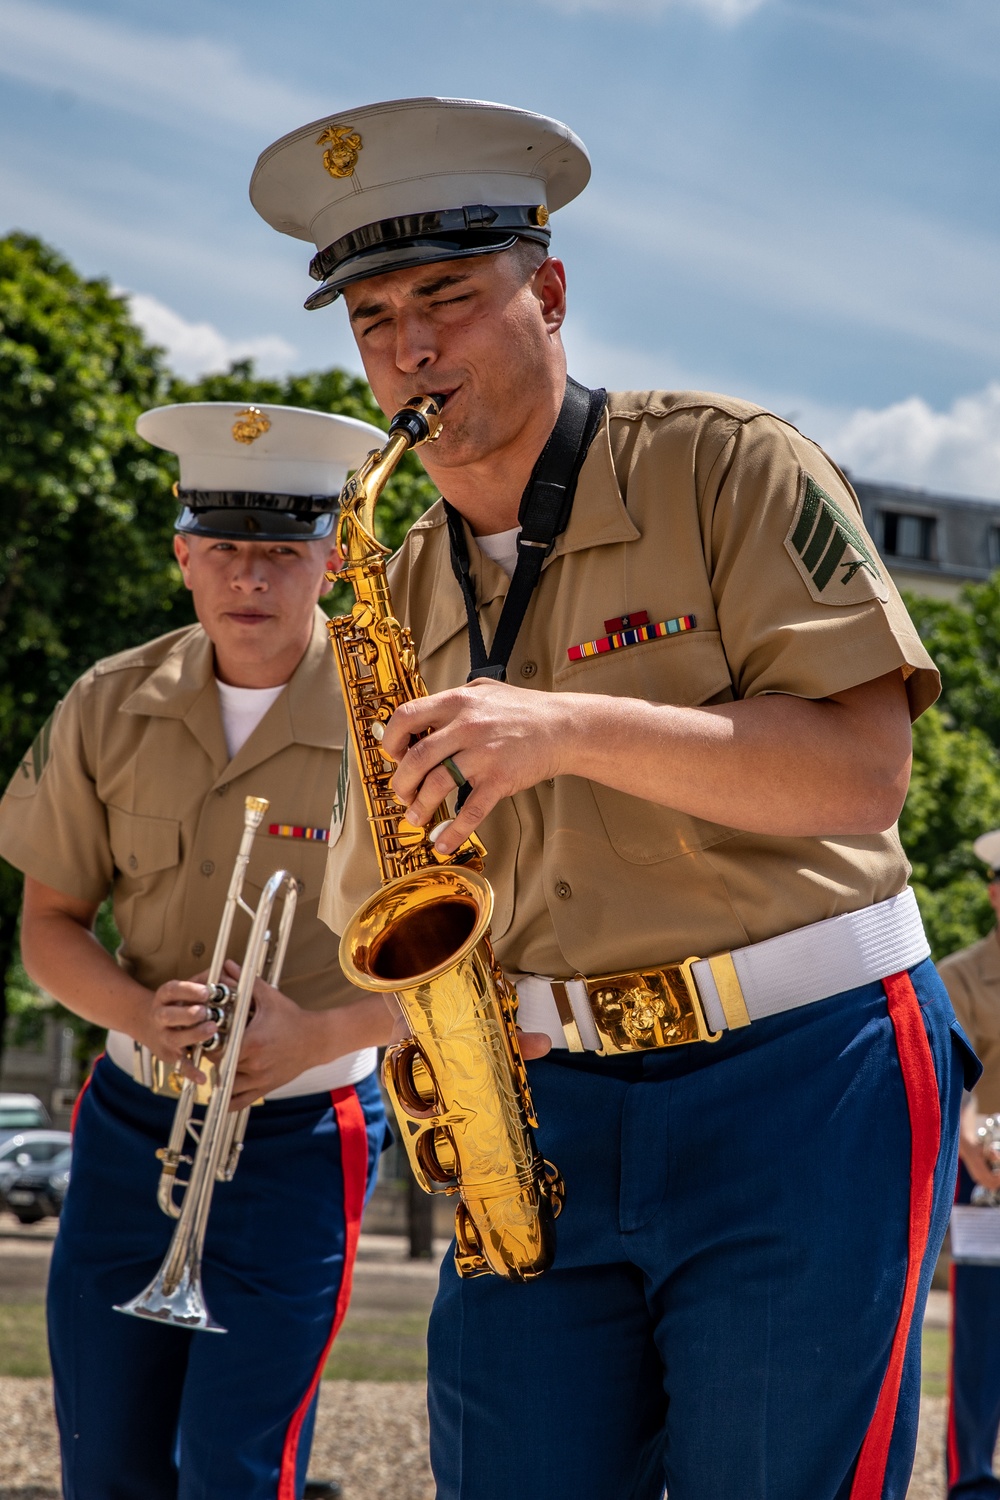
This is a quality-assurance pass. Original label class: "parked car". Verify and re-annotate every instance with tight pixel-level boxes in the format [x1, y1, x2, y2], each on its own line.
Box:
[3, 1144, 72, 1224]
[0, 1094, 51, 1144]
[0, 1131, 72, 1204]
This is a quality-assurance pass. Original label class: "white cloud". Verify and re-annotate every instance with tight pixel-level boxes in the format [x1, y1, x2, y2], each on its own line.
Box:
[127, 293, 297, 379]
[0, 0, 327, 137]
[821, 385, 1000, 502]
[542, 0, 765, 19]
[563, 317, 1000, 504]
[572, 178, 1000, 363]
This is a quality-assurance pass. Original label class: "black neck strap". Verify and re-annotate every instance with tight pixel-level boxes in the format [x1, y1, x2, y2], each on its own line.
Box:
[444, 377, 607, 686]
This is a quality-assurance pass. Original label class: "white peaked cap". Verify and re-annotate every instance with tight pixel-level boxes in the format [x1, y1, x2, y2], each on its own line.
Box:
[974, 830, 1000, 872]
[249, 97, 591, 308]
[136, 402, 385, 540]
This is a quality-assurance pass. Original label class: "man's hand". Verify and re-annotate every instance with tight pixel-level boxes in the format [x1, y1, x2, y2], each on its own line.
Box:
[382, 679, 570, 855]
[380, 668, 913, 855]
[226, 965, 396, 1110]
[135, 978, 224, 1086]
[959, 1103, 1000, 1193]
[227, 966, 329, 1110]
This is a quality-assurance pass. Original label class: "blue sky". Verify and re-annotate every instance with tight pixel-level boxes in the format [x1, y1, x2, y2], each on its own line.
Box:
[2, 0, 999, 496]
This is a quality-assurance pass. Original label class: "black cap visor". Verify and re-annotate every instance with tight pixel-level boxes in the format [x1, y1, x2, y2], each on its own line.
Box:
[175, 494, 337, 541]
[304, 227, 549, 310]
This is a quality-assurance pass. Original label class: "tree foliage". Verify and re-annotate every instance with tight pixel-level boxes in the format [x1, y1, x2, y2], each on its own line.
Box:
[0, 232, 438, 1064]
[900, 705, 1000, 960]
[900, 580, 1000, 960]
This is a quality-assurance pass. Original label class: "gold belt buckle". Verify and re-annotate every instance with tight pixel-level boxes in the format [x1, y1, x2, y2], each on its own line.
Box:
[580, 959, 722, 1056]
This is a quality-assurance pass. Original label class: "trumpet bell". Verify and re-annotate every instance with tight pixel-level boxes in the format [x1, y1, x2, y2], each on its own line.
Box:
[114, 1268, 227, 1334]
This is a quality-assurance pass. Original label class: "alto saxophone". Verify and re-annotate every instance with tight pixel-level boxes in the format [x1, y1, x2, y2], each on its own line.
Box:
[329, 396, 564, 1281]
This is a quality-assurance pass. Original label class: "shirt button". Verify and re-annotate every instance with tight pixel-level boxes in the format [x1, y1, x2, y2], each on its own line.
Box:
[127, 855, 138, 871]
[555, 881, 572, 900]
[201, 860, 215, 876]
[520, 661, 538, 679]
[191, 941, 205, 958]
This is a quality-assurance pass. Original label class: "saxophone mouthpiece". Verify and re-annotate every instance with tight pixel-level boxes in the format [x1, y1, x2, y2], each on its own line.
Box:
[388, 395, 445, 449]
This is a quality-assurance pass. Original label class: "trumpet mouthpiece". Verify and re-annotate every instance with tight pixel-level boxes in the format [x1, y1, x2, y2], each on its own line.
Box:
[244, 796, 269, 825]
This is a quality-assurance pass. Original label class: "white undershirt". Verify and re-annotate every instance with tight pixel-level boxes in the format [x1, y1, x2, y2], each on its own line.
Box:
[103, 677, 377, 1098]
[475, 526, 520, 579]
[215, 679, 286, 758]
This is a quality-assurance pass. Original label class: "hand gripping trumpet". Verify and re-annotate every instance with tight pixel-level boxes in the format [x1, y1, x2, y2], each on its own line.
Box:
[329, 396, 564, 1281]
[115, 796, 297, 1331]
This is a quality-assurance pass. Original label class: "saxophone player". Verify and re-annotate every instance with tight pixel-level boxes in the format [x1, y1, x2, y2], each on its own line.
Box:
[252, 98, 979, 1500]
[0, 403, 393, 1500]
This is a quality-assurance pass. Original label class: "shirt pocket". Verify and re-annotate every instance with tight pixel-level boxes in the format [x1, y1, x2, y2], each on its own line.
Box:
[107, 806, 181, 955]
[554, 628, 740, 866]
[552, 627, 734, 706]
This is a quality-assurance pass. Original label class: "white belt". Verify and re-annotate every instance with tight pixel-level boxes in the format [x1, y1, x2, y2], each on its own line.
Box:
[514, 889, 929, 1054]
[104, 1029, 376, 1097]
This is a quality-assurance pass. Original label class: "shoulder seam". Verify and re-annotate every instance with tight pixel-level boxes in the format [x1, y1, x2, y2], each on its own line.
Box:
[91, 625, 201, 677]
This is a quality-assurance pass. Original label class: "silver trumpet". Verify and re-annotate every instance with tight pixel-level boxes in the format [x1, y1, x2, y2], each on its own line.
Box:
[115, 795, 297, 1333]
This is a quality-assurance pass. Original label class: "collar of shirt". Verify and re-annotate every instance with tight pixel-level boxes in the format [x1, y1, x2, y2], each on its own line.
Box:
[401, 406, 640, 661]
[118, 608, 340, 782]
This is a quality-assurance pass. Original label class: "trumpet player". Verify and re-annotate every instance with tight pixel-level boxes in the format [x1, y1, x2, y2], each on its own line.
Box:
[251, 98, 978, 1500]
[0, 402, 394, 1500]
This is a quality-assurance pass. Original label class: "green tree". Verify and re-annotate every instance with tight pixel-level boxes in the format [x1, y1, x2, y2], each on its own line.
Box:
[0, 232, 190, 1066]
[899, 578, 1000, 959]
[900, 705, 1000, 959]
[0, 232, 439, 1068]
[906, 578, 1000, 745]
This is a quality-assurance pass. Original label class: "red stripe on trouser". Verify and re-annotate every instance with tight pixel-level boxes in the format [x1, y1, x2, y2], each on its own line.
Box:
[69, 1053, 103, 1136]
[277, 1086, 369, 1500]
[850, 971, 942, 1500]
[947, 1258, 960, 1487]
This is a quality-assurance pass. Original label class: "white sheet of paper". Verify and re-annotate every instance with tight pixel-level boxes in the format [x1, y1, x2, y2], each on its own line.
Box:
[951, 1205, 1000, 1264]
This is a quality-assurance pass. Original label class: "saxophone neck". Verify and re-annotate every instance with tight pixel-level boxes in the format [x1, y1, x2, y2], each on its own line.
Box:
[336, 396, 444, 571]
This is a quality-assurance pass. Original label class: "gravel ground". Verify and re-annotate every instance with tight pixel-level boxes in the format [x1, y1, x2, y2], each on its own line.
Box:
[0, 1378, 433, 1500]
[0, 1379, 952, 1500]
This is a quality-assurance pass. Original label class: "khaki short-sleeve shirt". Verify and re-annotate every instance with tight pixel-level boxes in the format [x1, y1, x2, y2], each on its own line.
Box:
[0, 608, 355, 1010]
[319, 390, 939, 978]
[939, 933, 1000, 1111]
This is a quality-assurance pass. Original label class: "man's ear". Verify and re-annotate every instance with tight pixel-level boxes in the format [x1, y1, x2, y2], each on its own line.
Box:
[173, 533, 194, 590]
[535, 257, 567, 334]
[317, 540, 343, 599]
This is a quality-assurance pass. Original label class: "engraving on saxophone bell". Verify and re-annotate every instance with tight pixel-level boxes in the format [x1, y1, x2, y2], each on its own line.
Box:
[328, 396, 564, 1281]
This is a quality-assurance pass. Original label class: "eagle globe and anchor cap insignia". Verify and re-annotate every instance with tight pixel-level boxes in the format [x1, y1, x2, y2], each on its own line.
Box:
[785, 473, 889, 606]
[316, 124, 363, 179]
[231, 407, 271, 445]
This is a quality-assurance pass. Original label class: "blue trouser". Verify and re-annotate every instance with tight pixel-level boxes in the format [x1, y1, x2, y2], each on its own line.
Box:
[428, 959, 977, 1500]
[48, 1055, 386, 1500]
[948, 1164, 1000, 1498]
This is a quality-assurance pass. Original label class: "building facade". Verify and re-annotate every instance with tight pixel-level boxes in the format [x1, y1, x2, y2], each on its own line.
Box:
[854, 478, 1000, 600]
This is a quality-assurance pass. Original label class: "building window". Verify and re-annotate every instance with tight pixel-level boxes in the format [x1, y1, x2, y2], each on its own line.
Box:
[880, 511, 936, 562]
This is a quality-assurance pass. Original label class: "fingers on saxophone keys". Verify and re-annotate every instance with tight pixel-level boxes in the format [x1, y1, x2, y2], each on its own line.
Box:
[402, 762, 463, 829]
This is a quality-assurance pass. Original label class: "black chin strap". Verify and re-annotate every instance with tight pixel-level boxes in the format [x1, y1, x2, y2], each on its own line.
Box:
[444, 376, 607, 687]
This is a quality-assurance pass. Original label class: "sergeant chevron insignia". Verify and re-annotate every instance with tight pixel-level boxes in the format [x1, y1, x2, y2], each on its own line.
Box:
[785, 474, 889, 606]
[16, 710, 56, 792]
[327, 741, 350, 847]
